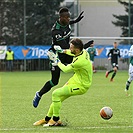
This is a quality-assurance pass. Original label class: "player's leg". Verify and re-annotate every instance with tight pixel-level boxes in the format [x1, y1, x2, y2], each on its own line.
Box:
[33, 66, 60, 108]
[11, 61, 13, 71]
[106, 70, 113, 78]
[43, 84, 87, 127]
[91, 61, 96, 73]
[125, 64, 133, 95]
[125, 76, 133, 96]
[45, 86, 70, 124]
[7, 61, 9, 71]
[125, 77, 132, 91]
[39, 66, 60, 96]
[106, 63, 114, 78]
[42, 87, 69, 127]
[110, 65, 118, 81]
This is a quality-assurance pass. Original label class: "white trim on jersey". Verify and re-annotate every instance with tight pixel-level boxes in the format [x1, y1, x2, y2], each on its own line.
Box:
[128, 64, 133, 81]
[129, 45, 133, 57]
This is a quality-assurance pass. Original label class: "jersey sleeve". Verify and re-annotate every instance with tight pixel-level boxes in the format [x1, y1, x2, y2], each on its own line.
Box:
[58, 56, 81, 73]
[58, 62, 73, 73]
[65, 49, 75, 56]
[107, 49, 111, 57]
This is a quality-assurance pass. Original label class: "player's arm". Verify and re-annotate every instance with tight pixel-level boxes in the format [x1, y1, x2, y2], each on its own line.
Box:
[58, 57, 80, 73]
[13, 52, 14, 59]
[83, 40, 94, 49]
[69, 11, 84, 24]
[5, 52, 7, 60]
[53, 46, 74, 57]
[107, 50, 111, 57]
[107, 50, 111, 60]
[58, 62, 73, 73]
[94, 49, 97, 56]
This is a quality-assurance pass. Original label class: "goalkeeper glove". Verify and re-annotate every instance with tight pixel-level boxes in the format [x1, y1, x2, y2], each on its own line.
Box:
[54, 45, 63, 53]
[47, 50, 60, 66]
[47, 50, 58, 62]
[51, 58, 60, 66]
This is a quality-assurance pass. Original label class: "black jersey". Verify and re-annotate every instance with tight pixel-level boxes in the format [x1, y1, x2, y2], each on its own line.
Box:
[107, 48, 121, 64]
[51, 21, 71, 50]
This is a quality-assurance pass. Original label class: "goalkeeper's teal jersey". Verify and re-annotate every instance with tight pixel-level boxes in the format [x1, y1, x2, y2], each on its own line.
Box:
[58, 49, 92, 89]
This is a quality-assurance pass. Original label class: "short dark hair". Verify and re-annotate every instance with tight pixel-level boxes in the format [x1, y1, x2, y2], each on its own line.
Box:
[70, 38, 83, 51]
[59, 7, 69, 14]
[87, 40, 94, 47]
[59, 7, 70, 17]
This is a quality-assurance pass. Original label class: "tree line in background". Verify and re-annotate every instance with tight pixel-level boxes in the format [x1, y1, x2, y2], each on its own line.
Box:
[112, 0, 133, 44]
[0, 0, 64, 45]
[0, 0, 133, 46]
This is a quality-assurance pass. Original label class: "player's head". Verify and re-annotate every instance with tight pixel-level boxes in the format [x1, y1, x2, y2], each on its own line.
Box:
[8, 47, 11, 52]
[70, 38, 83, 55]
[113, 42, 117, 48]
[88, 40, 94, 47]
[59, 7, 70, 26]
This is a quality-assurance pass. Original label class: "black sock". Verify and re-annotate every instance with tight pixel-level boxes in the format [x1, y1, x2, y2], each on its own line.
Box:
[39, 81, 53, 96]
[45, 116, 51, 121]
[108, 70, 114, 74]
[53, 116, 59, 122]
[111, 72, 116, 79]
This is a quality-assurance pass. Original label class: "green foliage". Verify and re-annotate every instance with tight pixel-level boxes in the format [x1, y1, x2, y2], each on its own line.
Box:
[0, 71, 133, 132]
[25, 0, 64, 45]
[0, 0, 64, 45]
[112, 0, 133, 44]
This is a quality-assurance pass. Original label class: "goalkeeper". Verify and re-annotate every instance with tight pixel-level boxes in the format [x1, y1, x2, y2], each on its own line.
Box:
[33, 7, 91, 108]
[33, 38, 93, 126]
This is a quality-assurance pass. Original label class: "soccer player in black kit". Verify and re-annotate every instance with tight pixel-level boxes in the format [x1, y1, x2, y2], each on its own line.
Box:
[33, 7, 90, 108]
[105, 42, 122, 81]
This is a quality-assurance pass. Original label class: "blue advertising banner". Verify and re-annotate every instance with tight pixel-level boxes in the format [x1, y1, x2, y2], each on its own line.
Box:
[10, 45, 50, 60]
[95, 45, 131, 58]
[7, 45, 131, 60]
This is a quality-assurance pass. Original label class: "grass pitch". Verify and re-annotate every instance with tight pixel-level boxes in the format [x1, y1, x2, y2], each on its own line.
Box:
[0, 70, 133, 133]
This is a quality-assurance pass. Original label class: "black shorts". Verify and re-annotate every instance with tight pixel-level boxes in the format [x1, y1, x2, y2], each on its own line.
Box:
[112, 63, 119, 69]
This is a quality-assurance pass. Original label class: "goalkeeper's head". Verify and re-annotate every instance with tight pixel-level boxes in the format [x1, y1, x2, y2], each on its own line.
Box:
[70, 38, 83, 56]
[59, 7, 70, 26]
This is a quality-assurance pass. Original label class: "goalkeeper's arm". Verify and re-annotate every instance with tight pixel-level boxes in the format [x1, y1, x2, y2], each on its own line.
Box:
[53, 45, 74, 56]
[58, 62, 73, 73]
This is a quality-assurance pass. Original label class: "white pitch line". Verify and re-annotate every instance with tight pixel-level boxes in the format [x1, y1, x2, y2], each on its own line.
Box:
[0, 126, 133, 131]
